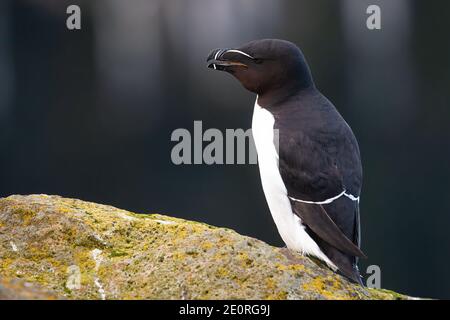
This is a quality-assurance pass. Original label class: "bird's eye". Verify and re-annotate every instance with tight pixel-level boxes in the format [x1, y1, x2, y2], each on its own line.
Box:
[254, 58, 264, 64]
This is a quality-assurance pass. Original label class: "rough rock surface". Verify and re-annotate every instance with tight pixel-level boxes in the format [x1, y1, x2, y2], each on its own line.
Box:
[0, 277, 62, 300]
[0, 194, 410, 300]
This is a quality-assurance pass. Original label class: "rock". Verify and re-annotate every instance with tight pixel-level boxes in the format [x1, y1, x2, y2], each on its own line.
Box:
[0, 194, 412, 300]
[0, 277, 62, 300]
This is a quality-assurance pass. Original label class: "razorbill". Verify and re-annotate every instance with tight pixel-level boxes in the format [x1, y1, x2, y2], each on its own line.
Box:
[207, 39, 366, 284]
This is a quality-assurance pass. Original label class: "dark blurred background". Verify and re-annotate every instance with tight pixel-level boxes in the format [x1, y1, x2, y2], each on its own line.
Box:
[1, 0, 449, 299]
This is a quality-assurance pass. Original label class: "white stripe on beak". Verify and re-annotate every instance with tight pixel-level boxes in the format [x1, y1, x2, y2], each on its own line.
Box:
[213, 50, 221, 70]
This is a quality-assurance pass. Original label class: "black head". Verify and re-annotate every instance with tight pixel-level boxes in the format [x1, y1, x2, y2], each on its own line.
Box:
[207, 39, 314, 99]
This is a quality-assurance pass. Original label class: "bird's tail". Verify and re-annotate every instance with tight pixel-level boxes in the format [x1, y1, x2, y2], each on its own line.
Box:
[291, 198, 366, 285]
[336, 257, 364, 285]
[312, 233, 364, 285]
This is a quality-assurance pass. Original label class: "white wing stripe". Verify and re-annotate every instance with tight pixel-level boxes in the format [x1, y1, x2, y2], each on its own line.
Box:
[289, 190, 360, 205]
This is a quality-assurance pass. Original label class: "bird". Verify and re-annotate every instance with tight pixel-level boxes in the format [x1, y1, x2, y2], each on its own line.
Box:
[206, 39, 366, 284]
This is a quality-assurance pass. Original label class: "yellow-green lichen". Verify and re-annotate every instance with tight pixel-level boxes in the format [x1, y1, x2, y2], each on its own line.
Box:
[0, 195, 417, 300]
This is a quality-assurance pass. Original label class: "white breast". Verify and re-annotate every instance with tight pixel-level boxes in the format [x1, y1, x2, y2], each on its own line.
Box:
[251, 99, 336, 269]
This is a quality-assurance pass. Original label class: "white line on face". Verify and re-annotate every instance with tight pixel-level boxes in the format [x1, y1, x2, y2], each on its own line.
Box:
[224, 49, 254, 60]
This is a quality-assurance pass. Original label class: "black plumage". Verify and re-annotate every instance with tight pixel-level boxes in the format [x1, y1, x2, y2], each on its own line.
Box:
[207, 39, 366, 284]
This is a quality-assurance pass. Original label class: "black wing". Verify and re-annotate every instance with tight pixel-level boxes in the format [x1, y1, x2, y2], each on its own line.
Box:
[273, 93, 365, 282]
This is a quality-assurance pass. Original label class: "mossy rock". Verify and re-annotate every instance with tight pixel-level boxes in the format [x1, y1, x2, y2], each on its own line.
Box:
[0, 277, 62, 300]
[0, 195, 415, 300]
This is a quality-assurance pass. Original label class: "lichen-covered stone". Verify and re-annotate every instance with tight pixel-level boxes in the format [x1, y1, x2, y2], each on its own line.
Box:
[0, 277, 62, 300]
[0, 194, 412, 300]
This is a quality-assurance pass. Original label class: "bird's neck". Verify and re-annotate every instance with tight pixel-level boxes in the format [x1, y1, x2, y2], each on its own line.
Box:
[257, 82, 315, 109]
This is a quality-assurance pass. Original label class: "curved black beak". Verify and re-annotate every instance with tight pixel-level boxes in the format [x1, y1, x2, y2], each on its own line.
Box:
[206, 48, 249, 71]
